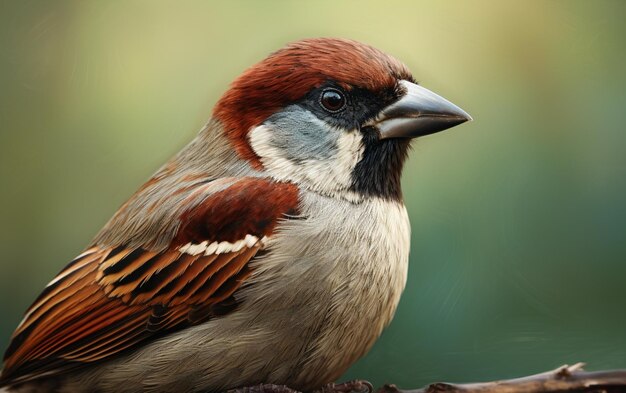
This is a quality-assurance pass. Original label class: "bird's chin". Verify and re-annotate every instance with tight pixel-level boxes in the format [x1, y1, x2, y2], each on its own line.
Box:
[349, 130, 411, 201]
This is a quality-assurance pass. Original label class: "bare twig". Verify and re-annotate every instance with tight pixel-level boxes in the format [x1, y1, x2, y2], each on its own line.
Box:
[225, 364, 626, 393]
[376, 363, 626, 393]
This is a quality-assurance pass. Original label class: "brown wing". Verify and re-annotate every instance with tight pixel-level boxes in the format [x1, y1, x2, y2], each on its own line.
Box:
[1, 244, 258, 384]
[1, 178, 300, 386]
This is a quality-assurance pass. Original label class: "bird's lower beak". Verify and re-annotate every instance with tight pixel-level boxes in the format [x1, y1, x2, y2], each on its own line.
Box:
[374, 80, 472, 139]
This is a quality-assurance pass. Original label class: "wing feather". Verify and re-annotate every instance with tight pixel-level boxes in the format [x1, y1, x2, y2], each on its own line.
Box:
[1, 177, 300, 387]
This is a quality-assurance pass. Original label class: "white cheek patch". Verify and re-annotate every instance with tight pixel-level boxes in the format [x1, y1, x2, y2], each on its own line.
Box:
[249, 125, 364, 201]
[178, 234, 268, 256]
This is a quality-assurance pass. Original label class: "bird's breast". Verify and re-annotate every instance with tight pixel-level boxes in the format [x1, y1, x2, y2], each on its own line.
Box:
[255, 191, 411, 387]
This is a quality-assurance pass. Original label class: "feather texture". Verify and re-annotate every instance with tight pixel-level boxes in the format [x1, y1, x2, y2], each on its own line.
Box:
[0, 178, 300, 386]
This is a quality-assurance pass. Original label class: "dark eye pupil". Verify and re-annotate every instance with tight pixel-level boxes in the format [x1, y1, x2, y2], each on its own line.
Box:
[320, 90, 345, 112]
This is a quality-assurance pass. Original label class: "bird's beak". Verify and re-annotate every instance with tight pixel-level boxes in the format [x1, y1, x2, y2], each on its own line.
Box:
[375, 80, 472, 139]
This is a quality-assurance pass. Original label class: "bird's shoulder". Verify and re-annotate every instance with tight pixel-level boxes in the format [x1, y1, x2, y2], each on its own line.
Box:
[0, 176, 300, 387]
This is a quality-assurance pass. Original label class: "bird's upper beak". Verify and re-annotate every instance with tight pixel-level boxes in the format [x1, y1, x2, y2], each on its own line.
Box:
[374, 80, 472, 139]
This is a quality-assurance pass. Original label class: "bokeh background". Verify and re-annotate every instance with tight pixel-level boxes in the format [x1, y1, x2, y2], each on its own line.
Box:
[1, 0, 625, 388]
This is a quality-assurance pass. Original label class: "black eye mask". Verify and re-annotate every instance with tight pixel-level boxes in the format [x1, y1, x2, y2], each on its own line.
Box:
[297, 82, 402, 131]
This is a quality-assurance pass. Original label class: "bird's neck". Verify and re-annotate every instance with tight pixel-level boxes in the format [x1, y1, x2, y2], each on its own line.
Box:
[169, 119, 257, 179]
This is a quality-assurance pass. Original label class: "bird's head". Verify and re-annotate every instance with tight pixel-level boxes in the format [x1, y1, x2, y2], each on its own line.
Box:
[213, 38, 471, 202]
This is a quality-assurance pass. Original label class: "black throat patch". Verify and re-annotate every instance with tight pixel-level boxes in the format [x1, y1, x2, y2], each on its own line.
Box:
[350, 128, 411, 202]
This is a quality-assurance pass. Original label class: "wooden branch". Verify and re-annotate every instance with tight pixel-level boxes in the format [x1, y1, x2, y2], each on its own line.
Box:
[376, 363, 626, 393]
[227, 364, 626, 393]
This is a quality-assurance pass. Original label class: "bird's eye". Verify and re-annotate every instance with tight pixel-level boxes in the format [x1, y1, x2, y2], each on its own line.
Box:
[319, 89, 346, 113]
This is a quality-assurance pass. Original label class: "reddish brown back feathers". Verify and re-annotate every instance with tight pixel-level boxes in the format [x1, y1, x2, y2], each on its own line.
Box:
[174, 178, 300, 245]
[213, 38, 412, 166]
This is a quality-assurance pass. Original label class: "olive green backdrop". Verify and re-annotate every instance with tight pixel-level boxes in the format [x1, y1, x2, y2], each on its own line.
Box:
[1, 0, 625, 388]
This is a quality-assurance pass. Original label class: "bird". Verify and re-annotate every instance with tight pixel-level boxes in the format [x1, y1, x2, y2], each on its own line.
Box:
[0, 38, 471, 393]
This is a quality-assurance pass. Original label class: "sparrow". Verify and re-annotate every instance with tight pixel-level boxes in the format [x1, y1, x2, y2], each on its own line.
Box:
[0, 38, 471, 393]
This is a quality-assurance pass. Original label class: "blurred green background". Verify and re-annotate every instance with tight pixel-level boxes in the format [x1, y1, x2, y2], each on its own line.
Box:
[1, 0, 625, 388]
